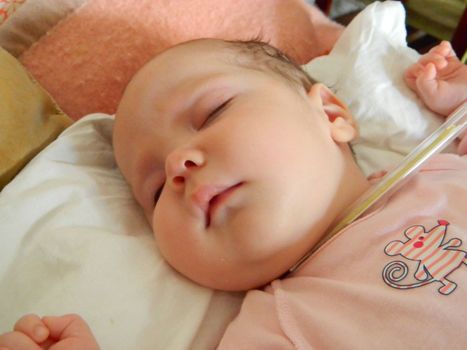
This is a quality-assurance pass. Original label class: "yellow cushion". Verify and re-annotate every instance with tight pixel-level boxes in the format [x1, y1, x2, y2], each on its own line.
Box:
[0, 46, 72, 189]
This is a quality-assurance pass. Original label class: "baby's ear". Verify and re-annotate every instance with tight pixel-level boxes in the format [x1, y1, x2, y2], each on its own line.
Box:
[309, 84, 358, 143]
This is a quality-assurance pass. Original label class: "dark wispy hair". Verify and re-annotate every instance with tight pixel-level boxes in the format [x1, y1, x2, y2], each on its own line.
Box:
[223, 38, 316, 92]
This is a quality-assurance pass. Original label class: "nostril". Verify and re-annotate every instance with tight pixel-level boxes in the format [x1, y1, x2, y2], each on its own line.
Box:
[185, 160, 196, 168]
[173, 176, 185, 185]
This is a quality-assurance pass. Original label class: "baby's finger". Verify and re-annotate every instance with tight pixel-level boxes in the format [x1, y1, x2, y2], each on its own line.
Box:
[404, 61, 428, 89]
[42, 314, 96, 342]
[42, 314, 90, 339]
[0, 331, 42, 350]
[42, 315, 100, 350]
[417, 53, 448, 70]
[403, 68, 417, 91]
[14, 314, 49, 344]
[415, 63, 438, 99]
[429, 40, 455, 58]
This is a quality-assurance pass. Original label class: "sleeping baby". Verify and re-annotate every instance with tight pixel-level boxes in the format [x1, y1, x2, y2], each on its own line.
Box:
[0, 39, 466, 349]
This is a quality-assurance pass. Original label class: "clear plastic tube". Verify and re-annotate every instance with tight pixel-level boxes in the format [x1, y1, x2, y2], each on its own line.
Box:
[289, 102, 467, 274]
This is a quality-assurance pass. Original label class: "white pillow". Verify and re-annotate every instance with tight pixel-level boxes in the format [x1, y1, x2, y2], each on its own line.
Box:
[304, 1, 448, 175]
[0, 114, 243, 350]
[0, 2, 444, 348]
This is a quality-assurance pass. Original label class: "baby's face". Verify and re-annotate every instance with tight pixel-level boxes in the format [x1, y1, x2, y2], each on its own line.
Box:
[114, 39, 360, 290]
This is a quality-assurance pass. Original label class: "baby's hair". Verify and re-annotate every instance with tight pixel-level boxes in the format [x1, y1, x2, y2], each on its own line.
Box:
[223, 39, 316, 93]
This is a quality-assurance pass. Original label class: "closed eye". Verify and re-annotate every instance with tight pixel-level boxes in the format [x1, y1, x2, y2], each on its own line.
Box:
[200, 97, 233, 128]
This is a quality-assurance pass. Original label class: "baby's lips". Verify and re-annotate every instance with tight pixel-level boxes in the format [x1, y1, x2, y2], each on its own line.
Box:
[191, 184, 230, 214]
[191, 182, 244, 227]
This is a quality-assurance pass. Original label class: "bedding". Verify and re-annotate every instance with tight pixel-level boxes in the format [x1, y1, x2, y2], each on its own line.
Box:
[304, 0, 451, 175]
[0, 46, 71, 190]
[0, 0, 85, 56]
[11, 0, 343, 120]
[0, 2, 452, 349]
[0, 0, 25, 25]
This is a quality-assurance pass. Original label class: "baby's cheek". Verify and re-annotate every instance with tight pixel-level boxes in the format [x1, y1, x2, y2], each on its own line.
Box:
[152, 206, 166, 242]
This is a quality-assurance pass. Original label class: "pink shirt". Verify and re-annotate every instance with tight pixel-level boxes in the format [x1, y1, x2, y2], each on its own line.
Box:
[219, 154, 467, 349]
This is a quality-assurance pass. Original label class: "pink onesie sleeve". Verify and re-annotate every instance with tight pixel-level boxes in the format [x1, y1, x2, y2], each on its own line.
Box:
[218, 289, 295, 350]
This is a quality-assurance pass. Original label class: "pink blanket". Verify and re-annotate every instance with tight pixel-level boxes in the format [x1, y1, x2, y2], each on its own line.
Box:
[20, 0, 343, 119]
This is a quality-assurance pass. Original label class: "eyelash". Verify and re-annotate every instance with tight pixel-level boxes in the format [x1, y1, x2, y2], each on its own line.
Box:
[200, 98, 233, 128]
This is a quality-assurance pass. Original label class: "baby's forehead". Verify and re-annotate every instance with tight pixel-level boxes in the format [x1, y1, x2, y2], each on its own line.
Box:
[116, 40, 232, 139]
[147, 39, 231, 69]
[136, 38, 313, 98]
[125, 40, 236, 96]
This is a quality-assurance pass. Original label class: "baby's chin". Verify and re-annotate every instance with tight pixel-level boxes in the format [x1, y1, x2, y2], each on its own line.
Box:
[181, 262, 285, 292]
[194, 275, 271, 292]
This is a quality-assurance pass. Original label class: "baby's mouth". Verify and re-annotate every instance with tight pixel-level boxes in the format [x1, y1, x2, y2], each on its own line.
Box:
[192, 182, 243, 228]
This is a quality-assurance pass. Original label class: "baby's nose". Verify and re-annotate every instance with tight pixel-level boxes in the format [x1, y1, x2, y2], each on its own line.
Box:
[165, 148, 204, 187]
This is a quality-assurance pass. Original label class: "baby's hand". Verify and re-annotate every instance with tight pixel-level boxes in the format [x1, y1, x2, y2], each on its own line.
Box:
[0, 314, 100, 350]
[404, 41, 467, 116]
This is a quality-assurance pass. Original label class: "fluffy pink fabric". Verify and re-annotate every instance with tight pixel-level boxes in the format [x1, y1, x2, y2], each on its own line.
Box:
[20, 0, 343, 120]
